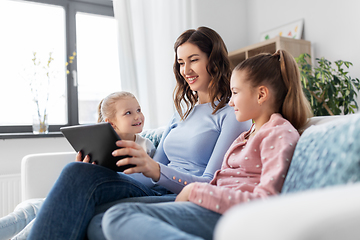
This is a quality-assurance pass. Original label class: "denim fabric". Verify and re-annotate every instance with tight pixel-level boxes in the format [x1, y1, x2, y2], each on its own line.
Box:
[27, 162, 167, 240]
[11, 218, 35, 240]
[102, 201, 221, 240]
[0, 198, 43, 240]
[282, 113, 360, 193]
[88, 195, 177, 240]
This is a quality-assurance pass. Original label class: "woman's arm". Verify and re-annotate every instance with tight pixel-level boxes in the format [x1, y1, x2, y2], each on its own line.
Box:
[113, 140, 161, 180]
[112, 116, 175, 186]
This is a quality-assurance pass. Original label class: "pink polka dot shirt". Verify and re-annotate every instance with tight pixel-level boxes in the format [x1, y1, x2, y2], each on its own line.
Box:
[188, 113, 300, 214]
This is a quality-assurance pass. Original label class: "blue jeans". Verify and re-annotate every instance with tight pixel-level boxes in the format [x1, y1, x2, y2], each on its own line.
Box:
[27, 162, 171, 240]
[0, 198, 43, 240]
[88, 195, 177, 239]
[101, 201, 221, 240]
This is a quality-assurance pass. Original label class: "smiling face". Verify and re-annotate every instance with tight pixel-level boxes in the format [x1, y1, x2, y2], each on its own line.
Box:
[107, 96, 144, 139]
[229, 70, 260, 123]
[176, 42, 211, 102]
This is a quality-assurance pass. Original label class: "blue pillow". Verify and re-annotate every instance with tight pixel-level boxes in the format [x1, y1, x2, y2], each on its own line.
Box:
[282, 114, 360, 194]
[140, 127, 165, 149]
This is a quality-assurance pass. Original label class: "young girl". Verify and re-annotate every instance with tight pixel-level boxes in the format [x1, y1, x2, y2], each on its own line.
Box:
[96, 91, 155, 158]
[0, 91, 154, 240]
[98, 49, 313, 240]
[27, 27, 251, 240]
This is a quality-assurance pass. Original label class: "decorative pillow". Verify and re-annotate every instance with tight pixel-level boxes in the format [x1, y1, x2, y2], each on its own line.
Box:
[282, 113, 360, 194]
[140, 127, 166, 149]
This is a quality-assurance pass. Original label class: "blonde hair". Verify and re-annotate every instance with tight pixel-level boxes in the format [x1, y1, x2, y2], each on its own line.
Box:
[97, 91, 136, 123]
[234, 49, 313, 130]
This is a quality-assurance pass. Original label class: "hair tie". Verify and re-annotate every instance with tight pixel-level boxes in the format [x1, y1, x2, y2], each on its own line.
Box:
[272, 50, 281, 62]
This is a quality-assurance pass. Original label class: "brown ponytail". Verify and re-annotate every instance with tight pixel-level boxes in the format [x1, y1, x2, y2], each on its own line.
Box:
[234, 49, 312, 130]
[277, 50, 312, 129]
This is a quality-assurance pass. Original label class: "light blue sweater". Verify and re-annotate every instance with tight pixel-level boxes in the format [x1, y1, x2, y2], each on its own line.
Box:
[131, 102, 251, 194]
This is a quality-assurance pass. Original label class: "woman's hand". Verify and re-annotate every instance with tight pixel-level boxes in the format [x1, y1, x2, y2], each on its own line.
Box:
[75, 151, 96, 164]
[113, 140, 161, 181]
[175, 183, 195, 202]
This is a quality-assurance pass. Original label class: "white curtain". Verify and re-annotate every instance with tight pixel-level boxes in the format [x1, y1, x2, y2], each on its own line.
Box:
[113, 0, 193, 129]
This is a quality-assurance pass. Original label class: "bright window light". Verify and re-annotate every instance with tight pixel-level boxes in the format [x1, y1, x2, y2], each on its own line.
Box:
[0, 0, 67, 125]
[76, 12, 121, 124]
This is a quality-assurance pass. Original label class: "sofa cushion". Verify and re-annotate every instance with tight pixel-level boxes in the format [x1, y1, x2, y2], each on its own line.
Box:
[282, 113, 360, 194]
[140, 127, 165, 149]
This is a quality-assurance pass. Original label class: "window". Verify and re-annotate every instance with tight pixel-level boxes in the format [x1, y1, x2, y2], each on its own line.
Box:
[0, 0, 118, 136]
[76, 12, 121, 124]
[0, 0, 66, 128]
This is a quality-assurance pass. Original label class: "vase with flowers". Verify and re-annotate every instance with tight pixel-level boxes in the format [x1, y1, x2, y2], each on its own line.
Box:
[29, 52, 54, 134]
[26, 51, 76, 134]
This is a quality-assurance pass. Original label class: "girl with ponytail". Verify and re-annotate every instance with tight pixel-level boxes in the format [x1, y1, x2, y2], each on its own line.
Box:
[233, 49, 312, 130]
[95, 91, 155, 157]
[97, 50, 313, 240]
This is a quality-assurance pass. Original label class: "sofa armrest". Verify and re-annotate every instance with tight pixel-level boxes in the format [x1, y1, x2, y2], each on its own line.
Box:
[299, 114, 356, 134]
[21, 152, 76, 201]
[214, 183, 360, 240]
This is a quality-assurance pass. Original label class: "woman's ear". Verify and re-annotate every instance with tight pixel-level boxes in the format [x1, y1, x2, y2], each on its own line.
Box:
[257, 86, 269, 105]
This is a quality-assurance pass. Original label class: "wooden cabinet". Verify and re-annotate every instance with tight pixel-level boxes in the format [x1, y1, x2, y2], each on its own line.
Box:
[228, 36, 311, 68]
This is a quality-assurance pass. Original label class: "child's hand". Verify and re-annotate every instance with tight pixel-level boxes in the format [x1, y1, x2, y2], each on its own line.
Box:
[75, 151, 96, 164]
[113, 140, 160, 181]
[175, 183, 195, 202]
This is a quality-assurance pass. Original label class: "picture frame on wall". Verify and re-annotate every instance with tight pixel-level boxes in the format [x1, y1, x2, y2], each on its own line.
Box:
[260, 19, 304, 41]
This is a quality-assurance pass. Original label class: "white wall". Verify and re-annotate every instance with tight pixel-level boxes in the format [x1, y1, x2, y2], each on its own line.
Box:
[0, 137, 73, 175]
[246, 0, 360, 80]
[192, 0, 360, 81]
[2, 0, 360, 177]
[190, 0, 248, 53]
[192, 0, 360, 105]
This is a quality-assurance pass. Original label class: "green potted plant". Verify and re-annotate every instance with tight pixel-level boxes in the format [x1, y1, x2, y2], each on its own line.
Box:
[296, 53, 360, 116]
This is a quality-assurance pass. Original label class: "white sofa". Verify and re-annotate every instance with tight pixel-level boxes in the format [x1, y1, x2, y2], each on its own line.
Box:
[21, 151, 75, 201]
[215, 182, 360, 240]
[21, 114, 360, 239]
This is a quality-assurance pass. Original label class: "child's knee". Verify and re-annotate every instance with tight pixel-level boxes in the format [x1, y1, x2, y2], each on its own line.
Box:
[102, 204, 140, 230]
[103, 204, 130, 225]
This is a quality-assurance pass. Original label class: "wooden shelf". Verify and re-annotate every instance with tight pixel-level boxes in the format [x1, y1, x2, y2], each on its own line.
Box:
[228, 36, 311, 69]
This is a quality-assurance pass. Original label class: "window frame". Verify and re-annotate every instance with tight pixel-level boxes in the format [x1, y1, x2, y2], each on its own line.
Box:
[0, 0, 115, 138]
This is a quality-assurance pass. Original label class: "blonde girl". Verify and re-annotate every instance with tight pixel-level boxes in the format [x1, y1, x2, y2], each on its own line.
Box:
[96, 91, 155, 157]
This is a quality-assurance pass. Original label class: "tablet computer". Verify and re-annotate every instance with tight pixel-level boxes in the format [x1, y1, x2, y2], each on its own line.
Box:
[60, 122, 135, 172]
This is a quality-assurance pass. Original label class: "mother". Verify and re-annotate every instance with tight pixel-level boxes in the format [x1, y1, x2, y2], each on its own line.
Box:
[27, 26, 251, 240]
